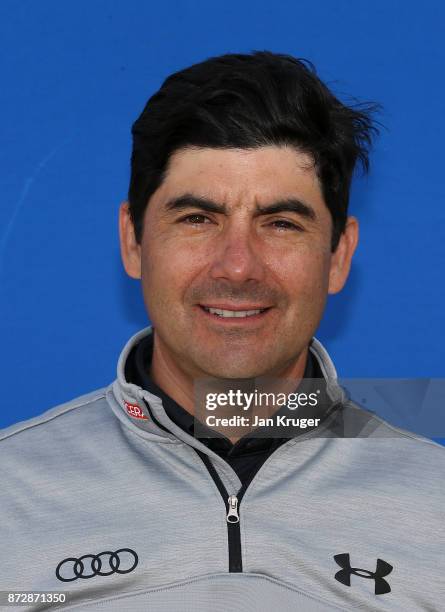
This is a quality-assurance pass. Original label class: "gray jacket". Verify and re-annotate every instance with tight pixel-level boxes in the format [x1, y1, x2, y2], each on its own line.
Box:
[1, 326, 444, 611]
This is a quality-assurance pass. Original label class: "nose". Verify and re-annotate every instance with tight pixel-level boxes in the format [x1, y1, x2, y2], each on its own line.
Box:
[208, 222, 265, 284]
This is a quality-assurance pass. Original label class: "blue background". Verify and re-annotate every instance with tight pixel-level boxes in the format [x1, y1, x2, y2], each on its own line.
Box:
[1, 0, 444, 443]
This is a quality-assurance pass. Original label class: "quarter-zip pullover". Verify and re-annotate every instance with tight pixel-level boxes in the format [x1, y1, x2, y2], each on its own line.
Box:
[0, 326, 444, 611]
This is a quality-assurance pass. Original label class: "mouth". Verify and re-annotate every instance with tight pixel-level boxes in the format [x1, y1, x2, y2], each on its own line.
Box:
[197, 304, 272, 322]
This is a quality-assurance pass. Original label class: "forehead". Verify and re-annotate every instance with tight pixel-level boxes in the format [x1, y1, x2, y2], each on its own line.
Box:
[151, 145, 327, 213]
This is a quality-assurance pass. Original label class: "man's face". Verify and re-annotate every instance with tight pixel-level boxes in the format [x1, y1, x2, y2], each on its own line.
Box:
[121, 145, 357, 379]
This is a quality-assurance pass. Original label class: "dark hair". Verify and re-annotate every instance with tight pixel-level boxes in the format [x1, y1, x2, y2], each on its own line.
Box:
[129, 50, 381, 251]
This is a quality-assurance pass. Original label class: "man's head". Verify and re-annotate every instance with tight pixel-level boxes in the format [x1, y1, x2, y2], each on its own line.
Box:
[120, 51, 379, 381]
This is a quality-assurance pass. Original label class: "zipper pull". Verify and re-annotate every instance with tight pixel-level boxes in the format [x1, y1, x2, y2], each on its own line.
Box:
[227, 495, 240, 523]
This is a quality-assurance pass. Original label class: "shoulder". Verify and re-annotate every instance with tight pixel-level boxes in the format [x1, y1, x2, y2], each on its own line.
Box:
[338, 400, 445, 487]
[0, 386, 131, 513]
[342, 399, 445, 448]
[0, 387, 112, 457]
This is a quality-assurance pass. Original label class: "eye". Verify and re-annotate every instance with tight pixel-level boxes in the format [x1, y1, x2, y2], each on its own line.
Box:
[270, 219, 304, 231]
[178, 214, 212, 225]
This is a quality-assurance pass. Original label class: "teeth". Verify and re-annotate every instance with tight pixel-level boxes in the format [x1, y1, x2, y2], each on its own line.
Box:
[205, 307, 265, 318]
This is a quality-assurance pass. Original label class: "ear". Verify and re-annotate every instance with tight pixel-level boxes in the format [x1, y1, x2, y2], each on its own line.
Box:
[119, 201, 141, 279]
[328, 216, 359, 294]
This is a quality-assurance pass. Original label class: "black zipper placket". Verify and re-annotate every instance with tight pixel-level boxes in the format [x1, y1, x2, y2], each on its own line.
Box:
[196, 449, 264, 573]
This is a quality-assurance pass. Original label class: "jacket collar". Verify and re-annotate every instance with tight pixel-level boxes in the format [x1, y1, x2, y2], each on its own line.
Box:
[108, 326, 346, 448]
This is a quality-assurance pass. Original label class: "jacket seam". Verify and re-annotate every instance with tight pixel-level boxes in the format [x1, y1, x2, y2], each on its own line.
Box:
[345, 400, 445, 449]
[58, 572, 347, 611]
[0, 392, 107, 443]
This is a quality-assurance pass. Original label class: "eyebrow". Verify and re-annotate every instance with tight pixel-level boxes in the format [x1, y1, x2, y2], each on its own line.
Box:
[164, 193, 317, 221]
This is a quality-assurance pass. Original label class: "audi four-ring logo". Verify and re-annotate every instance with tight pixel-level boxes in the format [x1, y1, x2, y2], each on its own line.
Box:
[56, 548, 138, 582]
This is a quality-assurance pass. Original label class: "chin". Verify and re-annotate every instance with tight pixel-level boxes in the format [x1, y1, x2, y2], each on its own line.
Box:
[198, 360, 266, 380]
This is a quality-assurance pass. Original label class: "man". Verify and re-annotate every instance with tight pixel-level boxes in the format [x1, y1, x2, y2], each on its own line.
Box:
[1, 51, 444, 611]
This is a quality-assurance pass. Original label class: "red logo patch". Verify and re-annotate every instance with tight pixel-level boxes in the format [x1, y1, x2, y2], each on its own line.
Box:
[124, 401, 148, 420]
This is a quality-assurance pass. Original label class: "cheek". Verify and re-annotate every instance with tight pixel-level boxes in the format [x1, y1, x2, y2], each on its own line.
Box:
[278, 248, 331, 302]
[140, 238, 205, 306]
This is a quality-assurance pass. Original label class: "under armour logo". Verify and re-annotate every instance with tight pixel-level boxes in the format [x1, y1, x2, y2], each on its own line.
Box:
[334, 553, 393, 594]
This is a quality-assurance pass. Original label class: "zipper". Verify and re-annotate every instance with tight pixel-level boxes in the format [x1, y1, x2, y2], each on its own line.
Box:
[227, 494, 240, 523]
[196, 450, 256, 573]
[226, 494, 242, 572]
